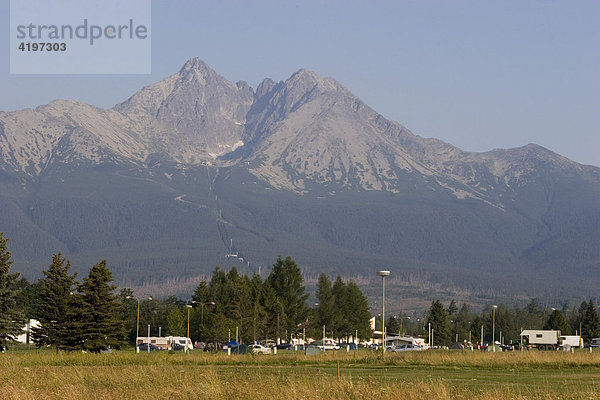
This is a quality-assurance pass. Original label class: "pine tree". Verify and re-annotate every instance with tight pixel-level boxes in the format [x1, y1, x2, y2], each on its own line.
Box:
[166, 307, 186, 336]
[544, 309, 571, 334]
[316, 274, 335, 332]
[426, 300, 450, 347]
[452, 303, 474, 343]
[582, 300, 600, 344]
[249, 274, 267, 343]
[0, 233, 24, 350]
[31, 253, 78, 351]
[331, 276, 347, 336]
[447, 300, 458, 317]
[77, 260, 126, 352]
[266, 256, 309, 337]
[386, 316, 401, 335]
[470, 316, 483, 345]
[262, 282, 284, 341]
[14, 277, 41, 320]
[344, 281, 372, 340]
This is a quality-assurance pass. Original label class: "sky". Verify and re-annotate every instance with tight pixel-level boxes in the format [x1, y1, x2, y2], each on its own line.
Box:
[1, 0, 599, 166]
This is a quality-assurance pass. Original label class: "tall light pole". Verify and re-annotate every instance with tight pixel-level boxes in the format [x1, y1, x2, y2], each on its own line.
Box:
[127, 295, 152, 353]
[186, 304, 193, 354]
[200, 301, 215, 325]
[492, 305, 498, 352]
[377, 270, 390, 356]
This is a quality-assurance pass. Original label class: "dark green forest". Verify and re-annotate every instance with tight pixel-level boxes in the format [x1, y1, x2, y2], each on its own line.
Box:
[3, 230, 600, 351]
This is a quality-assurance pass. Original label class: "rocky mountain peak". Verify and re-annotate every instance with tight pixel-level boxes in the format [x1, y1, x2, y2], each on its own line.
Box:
[256, 78, 278, 99]
[177, 57, 219, 86]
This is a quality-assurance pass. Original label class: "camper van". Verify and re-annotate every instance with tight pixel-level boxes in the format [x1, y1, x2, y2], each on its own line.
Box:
[136, 336, 193, 350]
[166, 336, 193, 351]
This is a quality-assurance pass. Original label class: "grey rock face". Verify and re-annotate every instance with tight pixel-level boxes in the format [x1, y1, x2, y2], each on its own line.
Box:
[1, 58, 599, 304]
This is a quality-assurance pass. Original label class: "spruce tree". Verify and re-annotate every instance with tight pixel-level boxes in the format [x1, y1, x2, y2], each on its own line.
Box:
[544, 309, 571, 334]
[344, 281, 372, 340]
[31, 253, 78, 351]
[331, 276, 348, 336]
[77, 260, 126, 352]
[266, 256, 309, 337]
[0, 233, 24, 350]
[426, 300, 451, 347]
[582, 300, 600, 344]
[386, 315, 401, 335]
[166, 307, 186, 336]
[249, 274, 267, 343]
[316, 273, 335, 332]
[262, 282, 284, 341]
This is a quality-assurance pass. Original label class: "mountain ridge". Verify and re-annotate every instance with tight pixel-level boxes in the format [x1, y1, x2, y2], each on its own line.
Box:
[1, 58, 599, 309]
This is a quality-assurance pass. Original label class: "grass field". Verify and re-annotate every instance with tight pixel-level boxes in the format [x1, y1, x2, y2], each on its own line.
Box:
[2, 349, 600, 399]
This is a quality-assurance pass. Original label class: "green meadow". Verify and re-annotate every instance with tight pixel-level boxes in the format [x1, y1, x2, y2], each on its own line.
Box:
[3, 349, 600, 399]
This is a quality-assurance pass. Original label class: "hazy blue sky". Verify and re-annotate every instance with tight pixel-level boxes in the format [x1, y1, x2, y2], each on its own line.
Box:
[2, 0, 599, 166]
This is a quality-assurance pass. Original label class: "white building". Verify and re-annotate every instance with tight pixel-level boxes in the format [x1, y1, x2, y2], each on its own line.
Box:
[14, 319, 40, 344]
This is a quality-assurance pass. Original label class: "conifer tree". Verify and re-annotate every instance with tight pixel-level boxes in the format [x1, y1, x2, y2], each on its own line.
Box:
[544, 309, 571, 334]
[331, 276, 348, 336]
[344, 281, 372, 340]
[0, 233, 24, 350]
[249, 274, 267, 343]
[447, 300, 458, 317]
[77, 260, 126, 352]
[426, 299, 451, 347]
[262, 282, 284, 341]
[166, 307, 186, 336]
[31, 253, 78, 351]
[316, 274, 335, 333]
[386, 315, 401, 335]
[582, 300, 600, 344]
[266, 256, 309, 336]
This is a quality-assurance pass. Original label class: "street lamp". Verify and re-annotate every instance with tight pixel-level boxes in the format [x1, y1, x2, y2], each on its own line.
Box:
[492, 305, 498, 352]
[199, 301, 215, 326]
[377, 270, 390, 356]
[126, 295, 152, 353]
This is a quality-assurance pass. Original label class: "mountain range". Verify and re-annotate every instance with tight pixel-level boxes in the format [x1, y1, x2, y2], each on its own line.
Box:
[1, 58, 599, 310]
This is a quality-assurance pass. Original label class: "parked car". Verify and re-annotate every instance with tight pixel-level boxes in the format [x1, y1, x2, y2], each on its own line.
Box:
[315, 338, 340, 350]
[392, 344, 423, 352]
[137, 343, 162, 352]
[250, 344, 272, 354]
[171, 342, 186, 351]
[276, 343, 293, 351]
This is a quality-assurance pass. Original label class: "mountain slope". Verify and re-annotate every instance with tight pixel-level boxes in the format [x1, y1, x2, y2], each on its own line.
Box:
[0, 58, 599, 308]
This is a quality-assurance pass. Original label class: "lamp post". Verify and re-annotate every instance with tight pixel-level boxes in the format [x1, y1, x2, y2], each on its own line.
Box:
[200, 301, 215, 326]
[492, 305, 498, 352]
[186, 304, 193, 354]
[377, 270, 390, 356]
[127, 295, 152, 353]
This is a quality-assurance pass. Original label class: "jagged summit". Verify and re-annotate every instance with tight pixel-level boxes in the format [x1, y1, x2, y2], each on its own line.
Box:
[180, 57, 212, 73]
[0, 57, 596, 194]
[1, 58, 600, 302]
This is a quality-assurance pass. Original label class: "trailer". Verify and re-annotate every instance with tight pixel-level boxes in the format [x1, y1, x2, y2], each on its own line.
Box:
[137, 336, 169, 350]
[136, 336, 193, 350]
[166, 336, 193, 351]
[559, 335, 583, 349]
[520, 330, 560, 350]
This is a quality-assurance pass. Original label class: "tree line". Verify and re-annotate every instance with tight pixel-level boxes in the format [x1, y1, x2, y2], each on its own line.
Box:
[1, 232, 372, 350]
[385, 298, 600, 347]
[1, 233, 125, 352]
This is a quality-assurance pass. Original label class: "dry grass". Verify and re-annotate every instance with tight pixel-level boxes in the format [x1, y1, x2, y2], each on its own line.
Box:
[2, 350, 600, 399]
